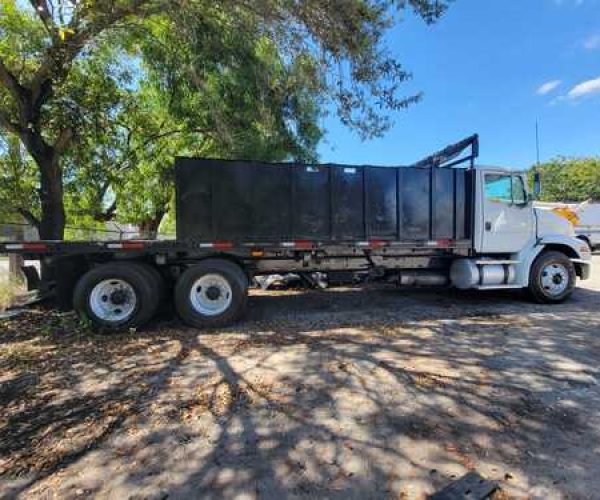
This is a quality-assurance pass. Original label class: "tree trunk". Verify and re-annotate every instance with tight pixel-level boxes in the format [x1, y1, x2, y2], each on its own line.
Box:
[17, 125, 68, 241]
[37, 155, 66, 240]
[8, 254, 25, 283]
[139, 211, 165, 240]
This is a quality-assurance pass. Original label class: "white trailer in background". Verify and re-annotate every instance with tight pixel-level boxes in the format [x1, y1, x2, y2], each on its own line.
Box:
[536, 202, 600, 251]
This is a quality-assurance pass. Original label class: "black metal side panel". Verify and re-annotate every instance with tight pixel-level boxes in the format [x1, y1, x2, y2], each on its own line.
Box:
[176, 158, 213, 240]
[175, 157, 474, 245]
[331, 166, 364, 240]
[454, 170, 467, 240]
[433, 168, 455, 239]
[210, 161, 256, 240]
[400, 168, 431, 240]
[366, 167, 397, 239]
[292, 165, 330, 240]
[464, 169, 475, 241]
[251, 163, 292, 240]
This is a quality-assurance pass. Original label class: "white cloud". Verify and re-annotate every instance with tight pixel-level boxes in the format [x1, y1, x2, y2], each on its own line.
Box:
[583, 34, 600, 50]
[536, 80, 562, 95]
[567, 77, 600, 98]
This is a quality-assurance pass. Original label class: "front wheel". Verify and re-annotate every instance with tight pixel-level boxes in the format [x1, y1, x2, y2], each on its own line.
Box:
[528, 251, 576, 304]
[174, 259, 248, 328]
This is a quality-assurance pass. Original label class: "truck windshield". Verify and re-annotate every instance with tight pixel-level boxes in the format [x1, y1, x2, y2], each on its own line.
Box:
[511, 176, 527, 204]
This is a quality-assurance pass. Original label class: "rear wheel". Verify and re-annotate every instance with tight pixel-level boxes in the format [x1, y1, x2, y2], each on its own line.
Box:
[73, 262, 159, 332]
[528, 251, 576, 303]
[175, 259, 247, 328]
[136, 262, 166, 306]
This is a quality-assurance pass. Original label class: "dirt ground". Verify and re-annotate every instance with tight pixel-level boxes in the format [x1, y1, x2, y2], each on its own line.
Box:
[1, 256, 599, 500]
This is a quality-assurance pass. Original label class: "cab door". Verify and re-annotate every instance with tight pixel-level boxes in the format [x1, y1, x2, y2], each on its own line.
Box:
[479, 172, 535, 253]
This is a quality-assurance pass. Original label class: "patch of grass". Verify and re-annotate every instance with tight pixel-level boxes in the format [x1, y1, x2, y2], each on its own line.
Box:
[0, 279, 23, 312]
[0, 342, 44, 368]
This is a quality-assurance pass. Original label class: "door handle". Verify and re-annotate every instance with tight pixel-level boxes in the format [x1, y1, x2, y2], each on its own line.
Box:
[485, 221, 492, 231]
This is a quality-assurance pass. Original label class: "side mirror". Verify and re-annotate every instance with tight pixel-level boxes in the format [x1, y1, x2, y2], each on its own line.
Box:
[532, 171, 542, 199]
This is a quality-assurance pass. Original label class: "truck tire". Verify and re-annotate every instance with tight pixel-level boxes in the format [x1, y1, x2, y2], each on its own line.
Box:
[136, 262, 166, 306]
[174, 259, 248, 328]
[73, 262, 159, 332]
[528, 251, 576, 304]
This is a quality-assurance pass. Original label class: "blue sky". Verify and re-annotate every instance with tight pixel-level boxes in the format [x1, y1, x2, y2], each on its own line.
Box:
[319, 0, 600, 169]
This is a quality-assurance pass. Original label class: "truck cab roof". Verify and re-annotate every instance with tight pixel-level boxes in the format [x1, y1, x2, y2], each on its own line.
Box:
[475, 164, 527, 174]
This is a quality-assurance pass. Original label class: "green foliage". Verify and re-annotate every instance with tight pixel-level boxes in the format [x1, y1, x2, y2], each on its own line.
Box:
[0, 0, 450, 239]
[532, 158, 600, 202]
[110, 83, 188, 234]
[151, 0, 451, 140]
[135, 13, 324, 161]
[110, 14, 329, 234]
[0, 135, 39, 225]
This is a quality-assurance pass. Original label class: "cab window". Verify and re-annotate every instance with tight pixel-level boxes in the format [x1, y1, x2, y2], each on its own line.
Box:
[484, 174, 512, 203]
[511, 175, 527, 205]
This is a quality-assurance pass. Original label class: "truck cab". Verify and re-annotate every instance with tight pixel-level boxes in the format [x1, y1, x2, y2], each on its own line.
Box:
[450, 166, 593, 301]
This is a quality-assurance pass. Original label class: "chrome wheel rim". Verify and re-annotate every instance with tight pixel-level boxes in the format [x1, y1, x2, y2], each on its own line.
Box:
[89, 279, 137, 322]
[189, 274, 232, 316]
[541, 263, 569, 296]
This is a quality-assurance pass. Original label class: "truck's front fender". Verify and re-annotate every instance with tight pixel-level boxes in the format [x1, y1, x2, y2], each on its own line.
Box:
[515, 236, 593, 285]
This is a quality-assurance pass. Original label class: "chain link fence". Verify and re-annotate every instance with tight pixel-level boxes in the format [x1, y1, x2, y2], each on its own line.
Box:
[1, 220, 176, 281]
[0, 221, 152, 242]
[0, 221, 160, 281]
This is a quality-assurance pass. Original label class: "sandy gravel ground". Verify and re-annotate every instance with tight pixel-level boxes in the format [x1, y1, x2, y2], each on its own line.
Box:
[0, 256, 599, 499]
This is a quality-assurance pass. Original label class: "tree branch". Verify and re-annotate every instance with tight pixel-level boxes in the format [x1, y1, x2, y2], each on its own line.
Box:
[29, 0, 58, 39]
[53, 127, 73, 156]
[17, 208, 41, 229]
[0, 58, 27, 103]
[93, 180, 117, 221]
[29, 0, 161, 108]
[0, 109, 23, 136]
[141, 127, 210, 149]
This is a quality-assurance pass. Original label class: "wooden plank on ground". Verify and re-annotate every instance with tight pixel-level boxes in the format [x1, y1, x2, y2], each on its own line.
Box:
[430, 471, 498, 500]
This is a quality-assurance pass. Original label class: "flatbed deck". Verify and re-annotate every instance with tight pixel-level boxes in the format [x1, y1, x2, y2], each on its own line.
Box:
[0, 238, 472, 260]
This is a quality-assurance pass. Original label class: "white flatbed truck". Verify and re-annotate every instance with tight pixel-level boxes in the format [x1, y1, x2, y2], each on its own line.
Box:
[0, 136, 592, 331]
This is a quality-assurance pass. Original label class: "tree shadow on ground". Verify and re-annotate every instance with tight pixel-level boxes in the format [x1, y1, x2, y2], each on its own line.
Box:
[1, 284, 599, 498]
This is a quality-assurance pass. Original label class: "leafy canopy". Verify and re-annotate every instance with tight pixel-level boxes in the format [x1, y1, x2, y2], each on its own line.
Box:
[0, 0, 451, 237]
[533, 157, 600, 203]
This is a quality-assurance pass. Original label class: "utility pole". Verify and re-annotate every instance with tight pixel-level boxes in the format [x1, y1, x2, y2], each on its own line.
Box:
[535, 120, 541, 166]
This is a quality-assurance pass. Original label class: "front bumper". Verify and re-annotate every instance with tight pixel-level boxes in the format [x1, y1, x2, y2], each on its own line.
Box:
[571, 259, 592, 280]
